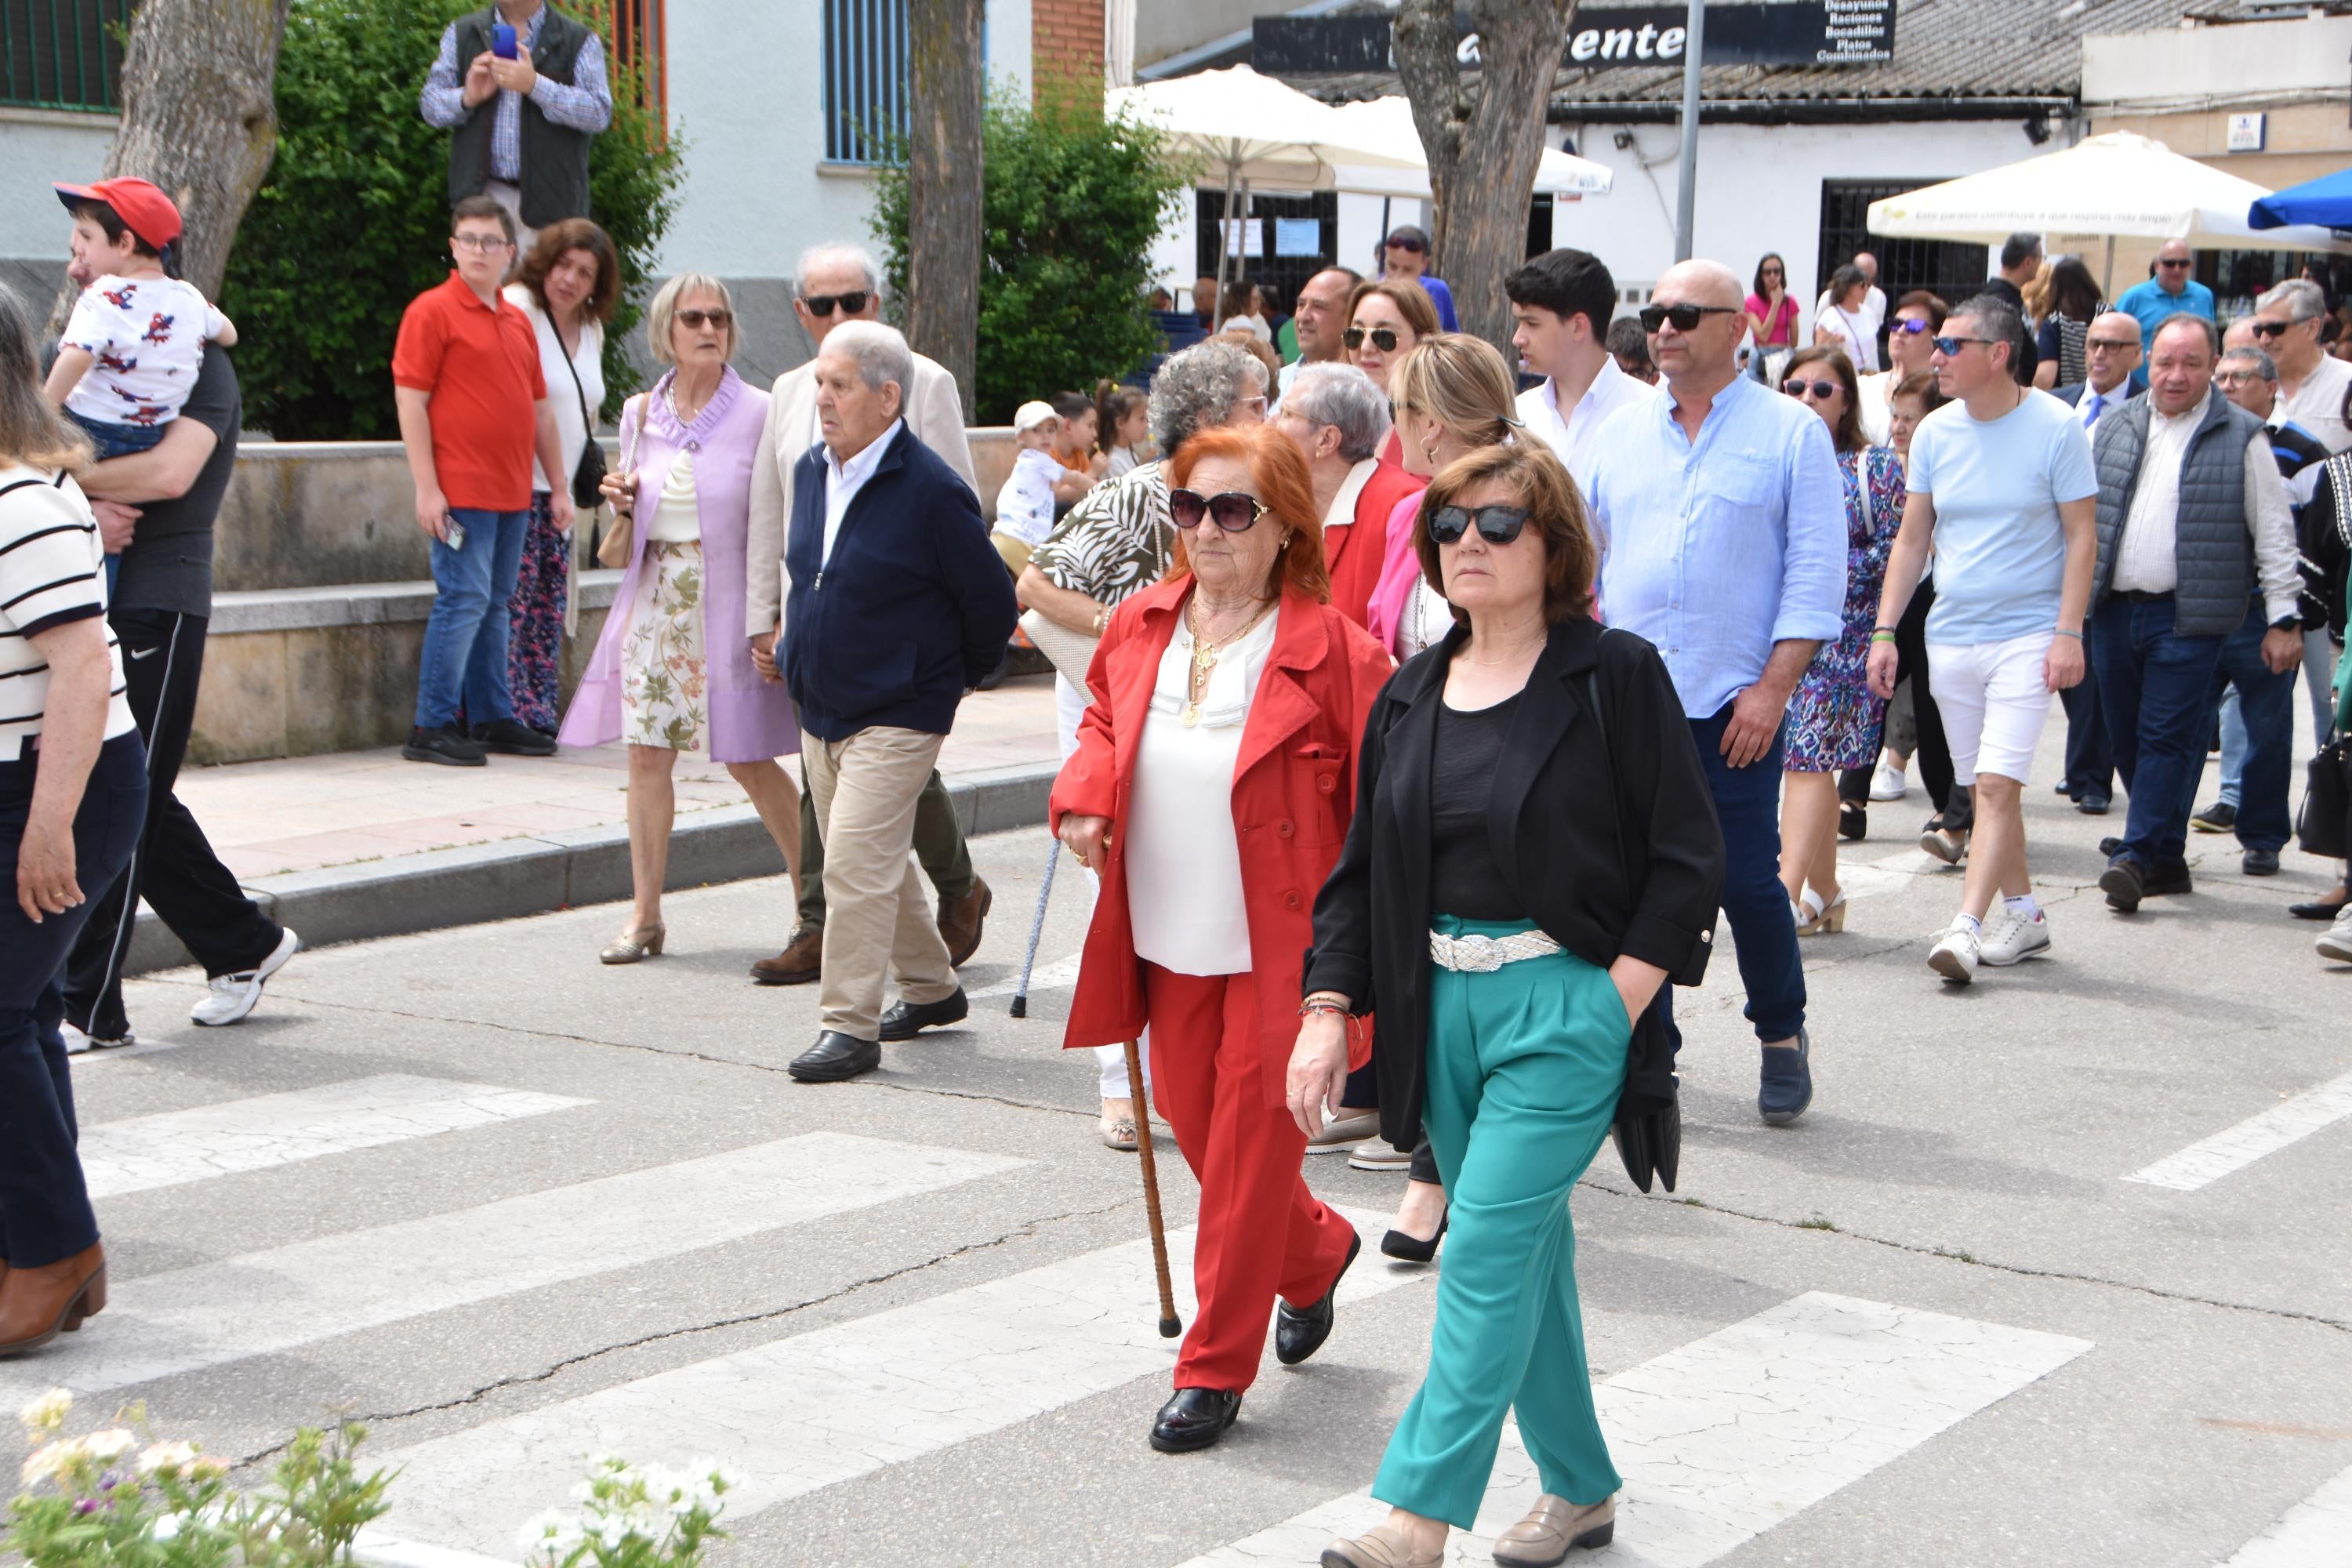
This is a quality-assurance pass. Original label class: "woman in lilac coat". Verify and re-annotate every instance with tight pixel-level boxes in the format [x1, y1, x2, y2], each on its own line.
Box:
[560, 274, 803, 962]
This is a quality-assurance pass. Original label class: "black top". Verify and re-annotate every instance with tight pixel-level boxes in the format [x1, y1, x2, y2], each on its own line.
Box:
[109, 343, 239, 619]
[1430, 693, 1524, 920]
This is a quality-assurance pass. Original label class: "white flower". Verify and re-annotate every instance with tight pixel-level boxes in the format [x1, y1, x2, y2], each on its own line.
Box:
[138, 1439, 201, 1475]
[20, 1443, 69, 1487]
[515, 1508, 585, 1561]
[17, 1388, 72, 1434]
[80, 1427, 136, 1461]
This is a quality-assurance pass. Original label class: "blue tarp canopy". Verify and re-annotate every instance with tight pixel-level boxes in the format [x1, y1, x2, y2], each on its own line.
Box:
[2249, 167, 2352, 231]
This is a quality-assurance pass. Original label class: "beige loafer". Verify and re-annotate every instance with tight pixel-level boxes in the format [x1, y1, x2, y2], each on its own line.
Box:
[1319, 1519, 1440, 1568]
[1491, 1493, 1615, 1566]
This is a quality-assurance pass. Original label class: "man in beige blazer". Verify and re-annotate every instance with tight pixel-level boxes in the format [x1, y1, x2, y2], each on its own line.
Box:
[745, 241, 990, 987]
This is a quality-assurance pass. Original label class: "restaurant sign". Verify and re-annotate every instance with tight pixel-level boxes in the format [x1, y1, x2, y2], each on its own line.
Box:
[1254, 2, 1897, 74]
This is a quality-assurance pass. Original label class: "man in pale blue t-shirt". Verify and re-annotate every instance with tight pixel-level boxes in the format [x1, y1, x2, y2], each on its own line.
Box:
[1867, 294, 2097, 987]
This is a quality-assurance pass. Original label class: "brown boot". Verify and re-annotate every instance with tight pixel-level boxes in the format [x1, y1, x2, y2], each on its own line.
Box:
[749, 925, 823, 986]
[0, 1242, 107, 1358]
[938, 877, 992, 967]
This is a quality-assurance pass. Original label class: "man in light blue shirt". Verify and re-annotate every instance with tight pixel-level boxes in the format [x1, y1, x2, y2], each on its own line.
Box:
[2113, 240, 2215, 391]
[1583, 259, 1847, 1127]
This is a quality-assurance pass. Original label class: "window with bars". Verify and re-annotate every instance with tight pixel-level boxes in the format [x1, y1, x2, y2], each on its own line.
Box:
[3, 0, 138, 113]
[1820, 178, 1989, 310]
[823, 0, 909, 165]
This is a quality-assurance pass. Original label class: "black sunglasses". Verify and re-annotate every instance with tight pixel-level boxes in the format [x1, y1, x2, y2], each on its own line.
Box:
[1385, 235, 1426, 253]
[1168, 488, 1269, 532]
[1638, 303, 1740, 332]
[1343, 325, 1399, 352]
[1784, 379, 1839, 400]
[801, 290, 871, 318]
[1427, 504, 1531, 546]
[2249, 319, 2299, 338]
[2158, 257, 2193, 267]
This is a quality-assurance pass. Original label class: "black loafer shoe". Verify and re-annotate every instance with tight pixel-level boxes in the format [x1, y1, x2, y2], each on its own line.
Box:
[2242, 848, 2281, 877]
[2145, 859, 2194, 897]
[2099, 836, 2124, 858]
[788, 1029, 880, 1083]
[1149, 1387, 1241, 1453]
[2100, 858, 2146, 912]
[878, 987, 969, 1041]
[1276, 1232, 1361, 1366]
[2076, 793, 2111, 815]
[472, 717, 558, 756]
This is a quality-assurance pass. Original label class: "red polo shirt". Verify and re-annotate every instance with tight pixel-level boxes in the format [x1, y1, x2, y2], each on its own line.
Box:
[391, 272, 546, 511]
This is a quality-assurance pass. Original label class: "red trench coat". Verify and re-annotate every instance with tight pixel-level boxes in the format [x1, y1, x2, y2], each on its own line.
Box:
[1050, 577, 1394, 1103]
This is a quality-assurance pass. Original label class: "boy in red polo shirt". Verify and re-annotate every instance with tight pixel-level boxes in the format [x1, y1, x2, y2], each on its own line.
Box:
[392, 194, 572, 764]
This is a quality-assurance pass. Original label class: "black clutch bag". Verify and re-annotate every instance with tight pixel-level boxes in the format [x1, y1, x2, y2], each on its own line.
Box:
[2298, 733, 2350, 860]
[1612, 1088, 1680, 1194]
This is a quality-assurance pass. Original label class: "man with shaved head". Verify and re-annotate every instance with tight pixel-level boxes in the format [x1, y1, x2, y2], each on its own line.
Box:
[1581, 258, 1847, 1127]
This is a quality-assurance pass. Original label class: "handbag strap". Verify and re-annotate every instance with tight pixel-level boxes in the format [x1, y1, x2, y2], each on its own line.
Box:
[554, 313, 597, 444]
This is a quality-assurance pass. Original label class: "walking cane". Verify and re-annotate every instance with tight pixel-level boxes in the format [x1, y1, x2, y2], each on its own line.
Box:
[1124, 1036, 1182, 1338]
[1007, 837, 1060, 1018]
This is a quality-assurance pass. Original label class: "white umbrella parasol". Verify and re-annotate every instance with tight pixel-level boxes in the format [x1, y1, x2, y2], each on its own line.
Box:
[1321, 95, 1614, 200]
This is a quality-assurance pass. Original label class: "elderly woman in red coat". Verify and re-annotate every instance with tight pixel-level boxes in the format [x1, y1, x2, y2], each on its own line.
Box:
[1053, 423, 1395, 1454]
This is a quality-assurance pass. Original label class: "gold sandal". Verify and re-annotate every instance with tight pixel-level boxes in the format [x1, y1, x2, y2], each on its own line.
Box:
[600, 924, 666, 964]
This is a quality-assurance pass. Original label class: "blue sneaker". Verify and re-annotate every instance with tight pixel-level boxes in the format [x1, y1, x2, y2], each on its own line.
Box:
[1759, 1029, 1813, 1126]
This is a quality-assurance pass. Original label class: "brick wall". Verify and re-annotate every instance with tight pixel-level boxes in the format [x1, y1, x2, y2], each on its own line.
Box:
[1032, 0, 1104, 99]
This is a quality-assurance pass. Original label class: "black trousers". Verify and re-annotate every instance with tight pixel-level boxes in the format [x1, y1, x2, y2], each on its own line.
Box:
[2059, 664, 2114, 800]
[1893, 578, 1969, 830]
[63, 608, 283, 1040]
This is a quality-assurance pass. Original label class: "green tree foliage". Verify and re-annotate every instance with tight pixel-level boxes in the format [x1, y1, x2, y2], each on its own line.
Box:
[873, 87, 1194, 424]
[220, 0, 682, 438]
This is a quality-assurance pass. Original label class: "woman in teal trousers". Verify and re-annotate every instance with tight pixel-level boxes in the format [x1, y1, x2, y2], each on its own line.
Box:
[1289, 443, 1725, 1568]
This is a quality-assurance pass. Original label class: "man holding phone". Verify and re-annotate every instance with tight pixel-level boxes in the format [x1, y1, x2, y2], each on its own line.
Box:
[419, 1, 612, 251]
[392, 195, 572, 766]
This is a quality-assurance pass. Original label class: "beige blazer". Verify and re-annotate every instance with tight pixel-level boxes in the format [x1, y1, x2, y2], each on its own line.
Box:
[744, 349, 977, 637]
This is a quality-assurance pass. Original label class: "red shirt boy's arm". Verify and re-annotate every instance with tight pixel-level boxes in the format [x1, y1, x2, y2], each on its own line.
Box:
[390, 295, 448, 393]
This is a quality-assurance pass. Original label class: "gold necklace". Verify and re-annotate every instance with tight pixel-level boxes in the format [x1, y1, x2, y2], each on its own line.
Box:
[1181, 594, 1271, 727]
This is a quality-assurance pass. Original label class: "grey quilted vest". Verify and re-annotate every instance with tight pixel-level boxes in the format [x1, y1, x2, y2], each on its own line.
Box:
[2091, 390, 2266, 637]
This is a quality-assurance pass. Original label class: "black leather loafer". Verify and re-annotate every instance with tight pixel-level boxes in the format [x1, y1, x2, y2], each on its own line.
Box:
[788, 1030, 880, 1083]
[2242, 848, 2281, 877]
[2100, 858, 2145, 912]
[879, 988, 969, 1041]
[1276, 1232, 1360, 1366]
[1149, 1386, 1241, 1453]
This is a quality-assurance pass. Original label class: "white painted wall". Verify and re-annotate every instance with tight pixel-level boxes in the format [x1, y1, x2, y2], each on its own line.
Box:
[0, 109, 117, 262]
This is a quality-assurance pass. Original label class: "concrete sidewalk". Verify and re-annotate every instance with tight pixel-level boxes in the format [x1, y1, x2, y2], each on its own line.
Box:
[128, 674, 1064, 975]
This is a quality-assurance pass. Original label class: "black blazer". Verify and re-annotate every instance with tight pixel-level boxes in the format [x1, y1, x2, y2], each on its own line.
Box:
[1302, 615, 1726, 1149]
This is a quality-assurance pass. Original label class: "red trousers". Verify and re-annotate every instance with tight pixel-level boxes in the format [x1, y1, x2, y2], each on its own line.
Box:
[1144, 963, 1356, 1393]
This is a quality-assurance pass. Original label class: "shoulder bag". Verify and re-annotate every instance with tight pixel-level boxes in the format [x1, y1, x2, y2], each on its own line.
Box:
[594, 395, 644, 571]
[557, 323, 606, 510]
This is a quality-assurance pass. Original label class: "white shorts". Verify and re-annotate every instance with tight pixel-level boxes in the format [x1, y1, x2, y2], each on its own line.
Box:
[1926, 631, 2055, 786]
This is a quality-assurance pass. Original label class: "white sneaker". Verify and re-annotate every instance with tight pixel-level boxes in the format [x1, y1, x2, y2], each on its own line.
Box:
[1977, 908, 2051, 967]
[1927, 923, 1980, 983]
[1869, 755, 1910, 802]
[2318, 909, 2352, 964]
[190, 927, 301, 1027]
[57, 1021, 133, 1054]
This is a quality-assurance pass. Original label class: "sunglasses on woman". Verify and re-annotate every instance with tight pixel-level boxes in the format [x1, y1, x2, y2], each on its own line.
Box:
[1784, 379, 1839, 400]
[676, 307, 733, 329]
[1427, 504, 1530, 546]
[1890, 318, 1931, 335]
[800, 291, 870, 318]
[1343, 326, 1399, 352]
[1168, 488, 1270, 532]
[1637, 303, 1740, 332]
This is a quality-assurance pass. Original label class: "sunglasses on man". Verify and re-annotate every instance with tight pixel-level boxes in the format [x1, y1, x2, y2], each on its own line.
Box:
[1385, 235, 1426, 254]
[1426, 504, 1531, 546]
[2249, 318, 2303, 338]
[1783, 379, 1839, 401]
[1343, 326, 1399, 352]
[1930, 335, 1998, 357]
[1169, 488, 1271, 532]
[800, 290, 871, 318]
[1637, 303, 1740, 332]
[2157, 257, 2193, 269]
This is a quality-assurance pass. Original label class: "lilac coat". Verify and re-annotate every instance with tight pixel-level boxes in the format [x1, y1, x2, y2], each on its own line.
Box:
[558, 366, 801, 761]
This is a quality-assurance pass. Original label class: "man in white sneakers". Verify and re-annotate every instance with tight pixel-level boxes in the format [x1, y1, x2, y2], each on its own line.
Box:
[1867, 295, 2098, 982]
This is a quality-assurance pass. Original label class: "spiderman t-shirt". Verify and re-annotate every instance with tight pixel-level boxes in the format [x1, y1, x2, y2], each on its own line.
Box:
[60, 274, 230, 431]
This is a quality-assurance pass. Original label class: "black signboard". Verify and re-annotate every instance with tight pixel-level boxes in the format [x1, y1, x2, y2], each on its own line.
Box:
[1254, 2, 1896, 75]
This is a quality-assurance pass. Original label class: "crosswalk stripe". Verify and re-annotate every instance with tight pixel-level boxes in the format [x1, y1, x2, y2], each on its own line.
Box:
[0, 1132, 1025, 1406]
[359, 1209, 1425, 1561]
[79, 1075, 591, 1200]
[1181, 1291, 2092, 1567]
[2123, 1069, 2352, 1192]
[2219, 1464, 2352, 1566]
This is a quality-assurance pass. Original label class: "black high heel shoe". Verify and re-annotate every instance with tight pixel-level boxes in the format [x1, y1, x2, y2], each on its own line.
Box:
[1379, 1213, 1446, 1264]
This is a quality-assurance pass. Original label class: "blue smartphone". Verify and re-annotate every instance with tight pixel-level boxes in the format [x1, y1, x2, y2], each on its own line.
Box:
[492, 21, 517, 58]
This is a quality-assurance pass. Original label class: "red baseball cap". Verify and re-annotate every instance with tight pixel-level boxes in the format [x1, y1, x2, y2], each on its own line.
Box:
[53, 177, 183, 252]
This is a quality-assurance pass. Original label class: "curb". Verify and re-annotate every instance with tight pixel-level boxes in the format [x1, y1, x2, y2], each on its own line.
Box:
[125, 763, 1056, 978]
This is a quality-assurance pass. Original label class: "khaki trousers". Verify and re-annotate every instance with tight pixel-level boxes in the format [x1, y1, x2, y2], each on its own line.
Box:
[800, 725, 960, 1040]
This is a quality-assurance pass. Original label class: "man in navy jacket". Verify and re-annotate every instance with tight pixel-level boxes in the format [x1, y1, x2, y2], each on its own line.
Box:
[780, 321, 1018, 1083]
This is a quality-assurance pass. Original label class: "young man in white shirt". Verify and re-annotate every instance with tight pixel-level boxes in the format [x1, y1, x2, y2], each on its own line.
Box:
[1505, 248, 1651, 479]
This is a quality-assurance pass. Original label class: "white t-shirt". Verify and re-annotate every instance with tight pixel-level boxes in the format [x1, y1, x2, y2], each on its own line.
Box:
[1817, 301, 1881, 373]
[1905, 389, 2098, 645]
[994, 446, 1061, 546]
[505, 284, 606, 492]
[60, 274, 228, 430]
[2275, 350, 2352, 455]
[0, 466, 134, 751]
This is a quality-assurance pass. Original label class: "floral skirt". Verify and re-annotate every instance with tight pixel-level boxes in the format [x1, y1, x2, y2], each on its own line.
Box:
[620, 540, 708, 751]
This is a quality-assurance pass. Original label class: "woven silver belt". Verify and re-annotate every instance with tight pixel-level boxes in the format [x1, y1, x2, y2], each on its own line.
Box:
[1428, 928, 1563, 973]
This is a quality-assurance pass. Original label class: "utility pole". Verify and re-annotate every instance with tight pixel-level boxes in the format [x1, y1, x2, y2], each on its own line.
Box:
[1672, 0, 1706, 263]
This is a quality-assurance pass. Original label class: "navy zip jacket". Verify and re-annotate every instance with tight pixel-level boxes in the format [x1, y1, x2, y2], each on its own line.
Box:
[782, 423, 1018, 742]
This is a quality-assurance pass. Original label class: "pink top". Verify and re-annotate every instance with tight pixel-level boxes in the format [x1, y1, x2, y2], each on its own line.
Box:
[1745, 292, 1798, 347]
[1362, 485, 1433, 656]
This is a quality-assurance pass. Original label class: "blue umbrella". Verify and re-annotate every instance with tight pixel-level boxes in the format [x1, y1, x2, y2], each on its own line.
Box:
[2249, 166, 2352, 230]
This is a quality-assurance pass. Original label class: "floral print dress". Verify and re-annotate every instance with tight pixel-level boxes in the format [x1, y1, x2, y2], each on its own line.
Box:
[619, 448, 710, 751]
[1784, 445, 1905, 772]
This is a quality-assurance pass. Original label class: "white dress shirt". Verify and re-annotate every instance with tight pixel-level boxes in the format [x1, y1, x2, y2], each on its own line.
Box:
[2077, 382, 2126, 434]
[1521, 354, 1654, 479]
[1322, 456, 1377, 533]
[822, 418, 902, 568]
[2111, 390, 2301, 622]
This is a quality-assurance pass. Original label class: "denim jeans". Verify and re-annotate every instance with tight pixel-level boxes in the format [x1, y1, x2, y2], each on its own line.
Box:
[2092, 594, 2227, 870]
[2202, 598, 2297, 851]
[413, 506, 530, 729]
[2218, 628, 2340, 806]
[1661, 703, 1804, 1050]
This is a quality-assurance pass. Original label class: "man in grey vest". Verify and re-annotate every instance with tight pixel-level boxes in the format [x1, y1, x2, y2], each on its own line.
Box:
[2088, 314, 2303, 913]
[419, 2, 612, 251]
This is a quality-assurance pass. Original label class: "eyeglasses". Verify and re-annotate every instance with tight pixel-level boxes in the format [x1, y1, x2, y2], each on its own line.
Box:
[2158, 257, 2193, 268]
[2213, 369, 2263, 387]
[1385, 235, 1426, 254]
[1931, 336, 1996, 356]
[1638, 303, 1740, 332]
[1343, 326, 1399, 352]
[1168, 488, 1269, 532]
[1890, 318, 1932, 335]
[2087, 337, 2142, 351]
[801, 291, 871, 318]
[1783, 379, 1839, 401]
[1235, 394, 1269, 418]
[1427, 504, 1531, 546]
[2249, 319, 2301, 338]
[452, 233, 513, 252]
[676, 307, 733, 329]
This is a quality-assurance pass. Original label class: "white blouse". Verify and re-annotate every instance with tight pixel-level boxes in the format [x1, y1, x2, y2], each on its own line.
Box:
[1124, 601, 1282, 976]
[644, 451, 700, 543]
[1397, 574, 1454, 659]
[504, 284, 604, 493]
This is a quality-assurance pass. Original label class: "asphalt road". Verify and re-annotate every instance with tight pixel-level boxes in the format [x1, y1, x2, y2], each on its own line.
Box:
[8, 728, 2350, 1567]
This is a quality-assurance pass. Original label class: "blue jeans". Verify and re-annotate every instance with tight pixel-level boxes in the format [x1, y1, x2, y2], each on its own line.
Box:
[413, 506, 529, 730]
[1661, 704, 1804, 1050]
[2092, 594, 2227, 870]
[2219, 628, 2339, 806]
[2203, 599, 2297, 851]
[67, 411, 159, 594]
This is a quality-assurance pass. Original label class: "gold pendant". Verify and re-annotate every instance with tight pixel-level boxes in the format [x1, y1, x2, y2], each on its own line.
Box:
[1181, 703, 1200, 728]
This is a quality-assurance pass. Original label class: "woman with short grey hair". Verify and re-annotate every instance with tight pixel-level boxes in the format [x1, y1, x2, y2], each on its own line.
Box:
[1273, 361, 1422, 627]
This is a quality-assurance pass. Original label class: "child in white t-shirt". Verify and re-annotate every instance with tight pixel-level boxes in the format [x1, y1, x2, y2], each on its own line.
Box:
[992, 401, 1064, 577]
[43, 177, 237, 462]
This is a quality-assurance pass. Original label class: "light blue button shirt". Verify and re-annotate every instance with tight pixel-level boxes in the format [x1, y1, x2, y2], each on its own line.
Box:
[1583, 373, 1849, 719]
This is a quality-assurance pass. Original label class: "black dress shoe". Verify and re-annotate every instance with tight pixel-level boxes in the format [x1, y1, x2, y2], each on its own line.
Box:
[2100, 858, 2145, 912]
[878, 988, 969, 1042]
[2290, 897, 2349, 920]
[2145, 860, 2194, 897]
[2243, 848, 2281, 877]
[2076, 793, 2111, 815]
[1380, 1213, 1446, 1265]
[1275, 1231, 1360, 1366]
[1149, 1386, 1241, 1453]
[788, 1030, 880, 1083]
[2099, 836, 2125, 858]
[472, 717, 558, 756]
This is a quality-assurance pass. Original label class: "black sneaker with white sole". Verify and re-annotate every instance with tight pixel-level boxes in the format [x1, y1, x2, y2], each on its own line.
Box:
[472, 718, 557, 756]
[404, 726, 487, 766]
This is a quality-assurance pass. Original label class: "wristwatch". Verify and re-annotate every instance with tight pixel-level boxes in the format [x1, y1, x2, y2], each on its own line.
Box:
[2270, 613, 2302, 633]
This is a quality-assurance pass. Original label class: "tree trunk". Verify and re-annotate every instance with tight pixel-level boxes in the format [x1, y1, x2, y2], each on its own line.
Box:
[1394, 0, 1574, 360]
[51, 0, 291, 327]
[906, 0, 985, 421]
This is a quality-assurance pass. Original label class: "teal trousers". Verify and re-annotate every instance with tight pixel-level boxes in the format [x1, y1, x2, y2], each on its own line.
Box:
[1372, 915, 1629, 1530]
